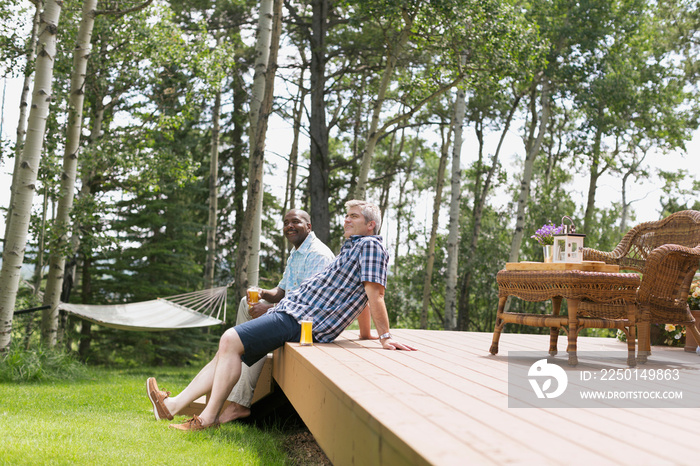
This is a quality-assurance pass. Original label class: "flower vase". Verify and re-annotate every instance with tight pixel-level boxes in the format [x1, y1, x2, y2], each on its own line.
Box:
[543, 245, 553, 263]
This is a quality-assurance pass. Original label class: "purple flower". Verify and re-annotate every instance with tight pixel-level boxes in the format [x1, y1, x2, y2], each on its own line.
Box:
[531, 221, 563, 246]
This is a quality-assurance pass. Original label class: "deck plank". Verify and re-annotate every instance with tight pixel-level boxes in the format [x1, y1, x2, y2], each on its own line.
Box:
[272, 330, 700, 465]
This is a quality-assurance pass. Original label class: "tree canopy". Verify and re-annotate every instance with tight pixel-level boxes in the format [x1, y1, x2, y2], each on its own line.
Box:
[0, 0, 698, 360]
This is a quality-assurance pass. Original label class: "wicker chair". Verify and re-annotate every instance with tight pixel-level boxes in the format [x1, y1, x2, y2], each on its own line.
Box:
[581, 210, 700, 362]
[635, 244, 700, 362]
[583, 210, 700, 273]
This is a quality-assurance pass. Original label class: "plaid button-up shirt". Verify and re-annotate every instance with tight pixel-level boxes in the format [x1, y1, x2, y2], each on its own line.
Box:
[272, 235, 389, 343]
[278, 232, 335, 292]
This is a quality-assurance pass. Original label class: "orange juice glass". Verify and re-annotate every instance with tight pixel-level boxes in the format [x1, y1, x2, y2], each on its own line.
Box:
[300, 320, 313, 346]
[247, 287, 261, 306]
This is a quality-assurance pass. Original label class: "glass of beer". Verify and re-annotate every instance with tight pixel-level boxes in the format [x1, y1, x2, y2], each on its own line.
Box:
[247, 287, 261, 307]
[300, 320, 313, 346]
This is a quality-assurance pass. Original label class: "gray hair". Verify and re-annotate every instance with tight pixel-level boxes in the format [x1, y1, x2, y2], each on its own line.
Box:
[345, 200, 382, 235]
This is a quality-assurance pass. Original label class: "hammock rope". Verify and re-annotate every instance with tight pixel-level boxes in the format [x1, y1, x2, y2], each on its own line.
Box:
[163, 286, 229, 317]
[58, 285, 230, 331]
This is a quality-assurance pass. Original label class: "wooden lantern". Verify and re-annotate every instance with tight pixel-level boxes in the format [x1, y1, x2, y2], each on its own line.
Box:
[553, 216, 585, 263]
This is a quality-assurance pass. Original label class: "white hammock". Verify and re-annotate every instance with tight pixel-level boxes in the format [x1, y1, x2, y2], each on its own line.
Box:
[58, 285, 228, 331]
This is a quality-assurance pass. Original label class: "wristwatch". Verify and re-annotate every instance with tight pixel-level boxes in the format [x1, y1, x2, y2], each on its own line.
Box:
[379, 332, 392, 341]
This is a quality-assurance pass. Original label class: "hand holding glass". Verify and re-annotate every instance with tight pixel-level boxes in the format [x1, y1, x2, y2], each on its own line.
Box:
[247, 287, 261, 308]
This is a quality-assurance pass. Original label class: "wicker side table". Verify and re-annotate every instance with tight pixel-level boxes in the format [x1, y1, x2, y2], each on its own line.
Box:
[489, 268, 641, 366]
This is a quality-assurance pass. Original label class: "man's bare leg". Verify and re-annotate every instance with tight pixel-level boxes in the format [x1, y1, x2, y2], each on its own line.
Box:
[193, 328, 245, 427]
[219, 297, 265, 424]
[161, 356, 218, 416]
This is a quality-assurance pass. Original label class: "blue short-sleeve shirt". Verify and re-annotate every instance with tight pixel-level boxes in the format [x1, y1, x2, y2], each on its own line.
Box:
[278, 232, 335, 292]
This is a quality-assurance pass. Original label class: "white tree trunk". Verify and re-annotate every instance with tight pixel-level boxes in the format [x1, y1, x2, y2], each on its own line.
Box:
[420, 125, 450, 329]
[246, 0, 274, 289]
[280, 70, 306, 269]
[353, 16, 413, 200]
[41, 0, 98, 347]
[0, 0, 63, 351]
[393, 129, 418, 276]
[619, 147, 648, 233]
[284, 69, 305, 213]
[444, 87, 466, 330]
[55, 98, 108, 344]
[235, 0, 279, 297]
[248, 0, 273, 150]
[31, 191, 49, 295]
[5, 4, 40, 242]
[508, 81, 551, 263]
[204, 89, 221, 289]
[15, 4, 40, 154]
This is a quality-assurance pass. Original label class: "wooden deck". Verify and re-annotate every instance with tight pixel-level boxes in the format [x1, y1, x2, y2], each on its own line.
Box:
[272, 329, 700, 466]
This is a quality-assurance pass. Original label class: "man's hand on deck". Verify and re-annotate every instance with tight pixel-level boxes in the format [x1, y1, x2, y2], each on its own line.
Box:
[362, 282, 417, 351]
[381, 338, 417, 351]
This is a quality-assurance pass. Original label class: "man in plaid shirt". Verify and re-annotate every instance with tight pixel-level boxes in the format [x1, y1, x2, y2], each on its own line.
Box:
[147, 200, 416, 431]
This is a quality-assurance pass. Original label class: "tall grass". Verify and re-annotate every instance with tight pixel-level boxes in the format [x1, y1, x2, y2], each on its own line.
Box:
[0, 342, 89, 382]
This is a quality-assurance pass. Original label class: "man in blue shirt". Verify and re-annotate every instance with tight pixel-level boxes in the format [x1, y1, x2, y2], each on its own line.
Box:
[147, 200, 415, 431]
[220, 209, 337, 424]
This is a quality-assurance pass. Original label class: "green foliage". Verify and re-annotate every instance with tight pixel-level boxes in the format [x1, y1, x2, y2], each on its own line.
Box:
[582, 206, 627, 252]
[579, 328, 618, 339]
[457, 206, 513, 332]
[100, 182, 208, 300]
[0, 341, 88, 383]
[385, 254, 428, 329]
[71, 324, 221, 367]
[657, 169, 700, 216]
[0, 0, 31, 77]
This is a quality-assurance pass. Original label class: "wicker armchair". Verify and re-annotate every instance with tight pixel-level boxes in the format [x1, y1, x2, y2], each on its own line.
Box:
[635, 244, 700, 362]
[582, 210, 700, 273]
[582, 210, 700, 362]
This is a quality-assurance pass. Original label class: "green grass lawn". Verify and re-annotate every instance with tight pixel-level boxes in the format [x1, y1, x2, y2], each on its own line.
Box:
[0, 366, 291, 465]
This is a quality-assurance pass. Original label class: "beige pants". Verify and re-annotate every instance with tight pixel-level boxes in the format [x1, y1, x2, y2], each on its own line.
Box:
[225, 297, 269, 407]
